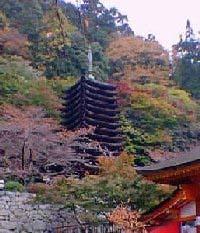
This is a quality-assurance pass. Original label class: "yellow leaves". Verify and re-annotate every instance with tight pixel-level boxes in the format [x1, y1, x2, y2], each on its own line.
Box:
[131, 91, 175, 116]
[129, 83, 198, 121]
[168, 88, 198, 120]
[0, 11, 9, 30]
[38, 8, 77, 61]
[143, 131, 172, 144]
[98, 153, 136, 179]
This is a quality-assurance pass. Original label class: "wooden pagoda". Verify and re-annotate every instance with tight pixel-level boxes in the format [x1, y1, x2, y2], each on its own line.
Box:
[136, 147, 200, 233]
[62, 76, 123, 157]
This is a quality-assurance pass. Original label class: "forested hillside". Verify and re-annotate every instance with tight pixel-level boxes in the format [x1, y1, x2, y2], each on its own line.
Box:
[0, 0, 132, 79]
[0, 0, 200, 226]
[107, 36, 200, 164]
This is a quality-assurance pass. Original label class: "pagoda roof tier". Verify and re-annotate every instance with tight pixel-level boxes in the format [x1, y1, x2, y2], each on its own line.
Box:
[85, 78, 117, 91]
[61, 76, 123, 156]
[136, 146, 200, 185]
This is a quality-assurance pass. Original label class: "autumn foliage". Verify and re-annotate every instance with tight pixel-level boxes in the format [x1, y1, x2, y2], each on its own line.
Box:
[107, 36, 169, 85]
[0, 12, 29, 58]
[107, 36, 200, 162]
[0, 29, 29, 58]
[0, 2, 200, 230]
[108, 206, 146, 233]
[98, 152, 135, 179]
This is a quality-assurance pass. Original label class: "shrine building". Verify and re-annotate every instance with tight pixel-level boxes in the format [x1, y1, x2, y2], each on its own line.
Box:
[137, 149, 200, 233]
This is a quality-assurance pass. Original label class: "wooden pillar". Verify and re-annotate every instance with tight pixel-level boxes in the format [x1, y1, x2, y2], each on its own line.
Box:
[180, 185, 200, 233]
[196, 200, 200, 233]
[193, 186, 200, 233]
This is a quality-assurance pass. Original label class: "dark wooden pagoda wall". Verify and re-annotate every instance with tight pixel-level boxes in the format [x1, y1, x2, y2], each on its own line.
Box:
[62, 76, 123, 156]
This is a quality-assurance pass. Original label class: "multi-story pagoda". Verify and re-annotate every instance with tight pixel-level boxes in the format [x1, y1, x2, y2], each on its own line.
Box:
[62, 76, 123, 157]
[137, 147, 200, 233]
[61, 16, 123, 157]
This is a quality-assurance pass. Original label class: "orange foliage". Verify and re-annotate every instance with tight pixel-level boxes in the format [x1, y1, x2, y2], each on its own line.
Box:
[107, 36, 170, 86]
[27, 183, 50, 194]
[0, 28, 29, 58]
[107, 36, 167, 61]
[108, 206, 147, 233]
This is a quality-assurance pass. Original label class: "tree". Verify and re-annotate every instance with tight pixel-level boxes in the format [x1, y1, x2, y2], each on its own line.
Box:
[0, 11, 8, 30]
[107, 36, 199, 163]
[108, 207, 147, 233]
[174, 58, 200, 99]
[78, 0, 133, 46]
[0, 28, 29, 58]
[31, 153, 169, 223]
[0, 0, 43, 35]
[0, 0, 132, 79]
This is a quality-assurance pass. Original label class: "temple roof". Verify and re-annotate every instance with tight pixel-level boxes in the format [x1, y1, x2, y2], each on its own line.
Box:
[142, 188, 187, 224]
[142, 184, 200, 224]
[136, 146, 200, 184]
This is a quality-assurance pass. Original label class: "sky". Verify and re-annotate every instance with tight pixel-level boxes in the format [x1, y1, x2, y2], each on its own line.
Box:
[66, 0, 200, 50]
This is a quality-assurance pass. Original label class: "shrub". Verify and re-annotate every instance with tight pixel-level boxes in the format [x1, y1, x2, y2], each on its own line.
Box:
[47, 76, 77, 96]
[30, 154, 170, 217]
[0, 73, 61, 118]
[27, 183, 49, 195]
[0, 56, 37, 79]
[5, 181, 24, 192]
[27, 183, 65, 204]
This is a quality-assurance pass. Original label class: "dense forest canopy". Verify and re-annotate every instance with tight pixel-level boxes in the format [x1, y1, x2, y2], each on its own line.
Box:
[0, 0, 133, 80]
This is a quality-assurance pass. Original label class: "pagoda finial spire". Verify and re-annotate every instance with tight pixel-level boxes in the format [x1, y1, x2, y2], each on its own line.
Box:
[186, 19, 194, 40]
[88, 44, 94, 79]
[186, 19, 190, 29]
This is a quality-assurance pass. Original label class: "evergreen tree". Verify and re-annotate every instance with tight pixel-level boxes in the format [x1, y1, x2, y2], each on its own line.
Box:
[174, 58, 200, 99]
[0, 0, 132, 80]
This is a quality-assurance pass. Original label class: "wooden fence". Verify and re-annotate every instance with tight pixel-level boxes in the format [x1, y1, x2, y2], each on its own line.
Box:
[52, 223, 122, 233]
